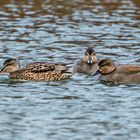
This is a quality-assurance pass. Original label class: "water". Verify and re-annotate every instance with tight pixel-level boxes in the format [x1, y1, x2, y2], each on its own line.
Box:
[0, 0, 140, 140]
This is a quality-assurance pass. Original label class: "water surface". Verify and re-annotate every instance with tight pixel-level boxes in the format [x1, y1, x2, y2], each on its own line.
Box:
[0, 0, 140, 140]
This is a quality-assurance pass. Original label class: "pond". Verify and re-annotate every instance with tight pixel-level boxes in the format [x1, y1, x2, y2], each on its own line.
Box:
[0, 0, 140, 140]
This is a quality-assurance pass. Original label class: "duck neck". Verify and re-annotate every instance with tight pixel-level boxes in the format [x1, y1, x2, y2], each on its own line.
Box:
[10, 63, 21, 73]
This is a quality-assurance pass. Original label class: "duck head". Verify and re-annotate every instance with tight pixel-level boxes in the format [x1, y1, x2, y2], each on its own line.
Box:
[82, 47, 97, 65]
[0, 58, 20, 74]
[93, 59, 116, 76]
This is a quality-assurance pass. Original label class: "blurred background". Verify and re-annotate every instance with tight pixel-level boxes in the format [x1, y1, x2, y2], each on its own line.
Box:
[0, 0, 140, 140]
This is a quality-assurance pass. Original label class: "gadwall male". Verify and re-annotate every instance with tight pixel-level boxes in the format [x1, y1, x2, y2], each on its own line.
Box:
[94, 59, 140, 84]
[73, 47, 99, 75]
[0, 58, 72, 81]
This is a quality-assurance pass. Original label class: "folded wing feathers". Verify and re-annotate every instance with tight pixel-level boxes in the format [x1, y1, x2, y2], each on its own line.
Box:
[25, 63, 68, 73]
[119, 65, 140, 74]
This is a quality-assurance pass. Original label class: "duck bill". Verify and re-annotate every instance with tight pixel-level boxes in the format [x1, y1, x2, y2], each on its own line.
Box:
[0, 66, 6, 74]
[87, 59, 93, 65]
[92, 69, 101, 76]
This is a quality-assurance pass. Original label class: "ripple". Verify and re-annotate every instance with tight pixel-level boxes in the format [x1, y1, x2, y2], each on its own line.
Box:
[0, 0, 140, 140]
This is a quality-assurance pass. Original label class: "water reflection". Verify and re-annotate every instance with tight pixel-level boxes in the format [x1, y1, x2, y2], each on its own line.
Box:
[0, 0, 140, 140]
[133, 0, 140, 8]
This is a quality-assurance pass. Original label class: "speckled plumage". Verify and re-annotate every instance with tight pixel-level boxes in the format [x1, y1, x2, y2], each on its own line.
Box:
[0, 59, 72, 81]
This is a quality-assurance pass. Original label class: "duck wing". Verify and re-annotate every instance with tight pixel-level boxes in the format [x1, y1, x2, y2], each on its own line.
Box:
[118, 65, 140, 74]
[25, 62, 68, 73]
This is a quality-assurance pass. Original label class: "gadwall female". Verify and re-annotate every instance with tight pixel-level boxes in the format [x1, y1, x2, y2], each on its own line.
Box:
[94, 59, 140, 84]
[0, 58, 72, 81]
[73, 47, 99, 75]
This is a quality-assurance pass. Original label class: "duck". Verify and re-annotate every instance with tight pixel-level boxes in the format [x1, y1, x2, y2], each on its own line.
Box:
[73, 47, 99, 75]
[0, 58, 72, 81]
[93, 59, 140, 84]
